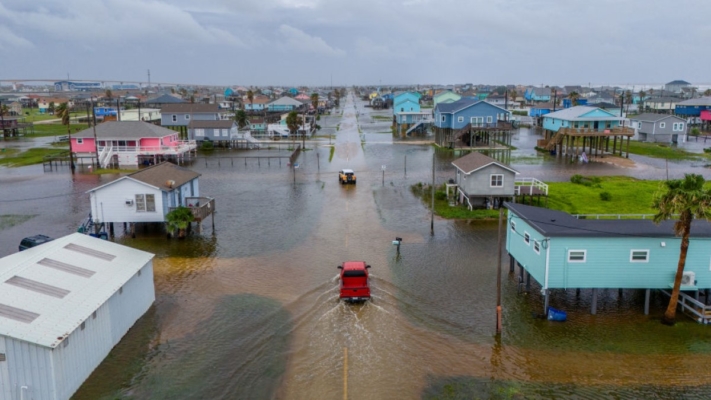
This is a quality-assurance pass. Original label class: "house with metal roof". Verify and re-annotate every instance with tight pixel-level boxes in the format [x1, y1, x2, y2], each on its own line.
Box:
[0, 233, 155, 400]
[505, 203, 711, 318]
[266, 96, 303, 112]
[433, 99, 513, 148]
[160, 103, 221, 128]
[144, 94, 186, 107]
[675, 96, 711, 117]
[69, 121, 197, 168]
[86, 161, 214, 234]
[629, 113, 687, 143]
[541, 106, 634, 156]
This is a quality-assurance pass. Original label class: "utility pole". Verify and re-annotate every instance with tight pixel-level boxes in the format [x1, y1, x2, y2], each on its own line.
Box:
[91, 98, 99, 168]
[496, 206, 504, 334]
[147, 69, 151, 90]
[430, 152, 435, 235]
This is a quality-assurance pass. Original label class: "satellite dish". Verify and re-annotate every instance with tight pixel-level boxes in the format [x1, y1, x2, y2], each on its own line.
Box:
[166, 180, 175, 188]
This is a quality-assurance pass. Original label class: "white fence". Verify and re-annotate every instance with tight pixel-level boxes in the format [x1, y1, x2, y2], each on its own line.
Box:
[514, 177, 548, 196]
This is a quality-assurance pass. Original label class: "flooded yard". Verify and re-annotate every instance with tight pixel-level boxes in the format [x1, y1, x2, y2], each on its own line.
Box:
[2, 93, 711, 399]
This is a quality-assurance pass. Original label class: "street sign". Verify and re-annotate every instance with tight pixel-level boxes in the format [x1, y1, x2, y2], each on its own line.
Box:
[381, 165, 386, 170]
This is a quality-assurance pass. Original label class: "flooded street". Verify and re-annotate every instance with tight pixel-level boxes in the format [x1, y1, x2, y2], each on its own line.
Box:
[3, 93, 711, 399]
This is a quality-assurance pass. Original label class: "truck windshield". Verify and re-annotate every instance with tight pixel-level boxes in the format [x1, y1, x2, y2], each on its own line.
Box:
[343, 270, 366, 277]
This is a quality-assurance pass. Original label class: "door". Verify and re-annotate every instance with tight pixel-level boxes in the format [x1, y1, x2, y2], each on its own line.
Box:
[593, 121, 599, 130]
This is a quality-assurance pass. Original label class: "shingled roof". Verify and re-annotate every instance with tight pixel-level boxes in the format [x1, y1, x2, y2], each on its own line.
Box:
[188, 120, 236, 129]
[451, 152, 519, 175]
[128, 162, 200, 191]
[160, 103, 219, 113]
[72, 121, 177, 139]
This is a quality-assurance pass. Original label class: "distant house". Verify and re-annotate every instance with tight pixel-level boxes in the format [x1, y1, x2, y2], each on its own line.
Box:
[675, 97, 711, 118]
[524, 87, 551, 103]
[9, 101, 22, 116]
[433, 91, 461, 107]
[248, 117, 266, 134]
[541, 106, 633, 155]
[70, 121, 196, 167]
[37, 97, 71, 114]
[394, 92, 430, 124]
[188, 120, 238, 142]
[451, 152, 519, 209]
[529, 102, 555, 118]
[160, 103, 221, 128]
[664, 80, 691, 94]
[434, 98, 511, 130]
[266, 96, 303, 112]
[644, 97, 678, 114]
[244, 96, 270, 112]
[0, 233, 155, 400]
[630, 113, 687, 143]
[506, 202, 711, 316]
[144, 94, 187, 107]
[87, 161, 206, 225]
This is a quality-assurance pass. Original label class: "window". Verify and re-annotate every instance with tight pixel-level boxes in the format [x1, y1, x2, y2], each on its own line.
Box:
[135, 194, 156, 212]
[659, 122, 665, 129]
[77, 138, 83, 144]
[524, 232, 530, 245]
[638, 122, 642, 129]
[568, 250, 586, 263]
[630, 250, 649, 263]
[194, 129, 205, 137]
[441, 115, 446, 122]
[172, 115, 177, 122]
[471, 117, 484, 126]
[185, 114, 191, 120]
[673, 122, 685, 132]
[486, 116, 493, 123]
[457, 116, 464, 122]
[510, 220, 516, 232]
[490, 174, 503, 187]
[533, 240, 540, 254]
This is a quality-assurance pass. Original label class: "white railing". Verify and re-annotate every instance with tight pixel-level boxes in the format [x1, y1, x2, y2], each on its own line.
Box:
[458, 187, 473, 210]
[97, 140, 197, 156]
[514, 177, 548, 196]
[659, 289, 711, 324]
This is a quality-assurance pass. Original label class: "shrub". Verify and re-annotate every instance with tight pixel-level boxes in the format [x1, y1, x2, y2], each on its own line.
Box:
[691, 127, 701, 137]
[200, 140, 214, 150]
[704, 148, 711, 154]
[570, 174, 601, 187]
[570, 174, 584, 184]
[599, 192, 612, 201]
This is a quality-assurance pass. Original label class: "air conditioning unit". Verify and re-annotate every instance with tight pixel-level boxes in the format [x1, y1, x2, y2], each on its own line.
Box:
[681, 271, 696, 286]
[125, 199, 134, 206]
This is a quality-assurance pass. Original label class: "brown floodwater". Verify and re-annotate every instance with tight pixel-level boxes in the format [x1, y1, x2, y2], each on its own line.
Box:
[2, 93, 711, 399]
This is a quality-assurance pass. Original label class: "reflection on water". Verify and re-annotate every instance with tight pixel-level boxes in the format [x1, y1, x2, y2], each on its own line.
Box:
[3, 95, 711, 399]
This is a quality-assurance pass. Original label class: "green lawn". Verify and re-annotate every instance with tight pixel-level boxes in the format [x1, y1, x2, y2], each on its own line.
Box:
[0, 148, 68, 167]
[22, 108, 84, 122]
[626, 140, 709, 161]
[371, 115, 392, 121]
[29, 123, 90, 137]
[413, 176, 695, 220]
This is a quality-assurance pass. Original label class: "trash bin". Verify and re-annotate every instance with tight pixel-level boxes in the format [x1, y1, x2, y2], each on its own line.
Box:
[547, 307, 567, 322]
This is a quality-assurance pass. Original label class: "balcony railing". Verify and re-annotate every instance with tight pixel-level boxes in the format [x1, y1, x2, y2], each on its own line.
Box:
[97, 140, 197, 155]
[169, 197, 215, 222]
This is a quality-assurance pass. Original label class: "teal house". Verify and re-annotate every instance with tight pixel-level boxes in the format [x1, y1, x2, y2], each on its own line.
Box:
[542, 106, 622, 132]
[433, 91, 461, 107]
[506, 203, 711, 318]
[394, 91, 430, 125]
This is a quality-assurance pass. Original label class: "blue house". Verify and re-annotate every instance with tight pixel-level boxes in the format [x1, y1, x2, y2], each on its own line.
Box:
[529, 103, 554, 118]
[542, 106, 622, 132]
[434, 99, 510, 130]
[562, 98, 588, 109]
[266, 96, 303, 112]
[506, 202, 711, 318]
[525, 87, 551, 103]
[393, 92, 421, 114]
[675, 97, 711, 117]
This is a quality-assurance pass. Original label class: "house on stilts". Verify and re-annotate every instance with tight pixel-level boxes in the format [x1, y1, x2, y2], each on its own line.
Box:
[505, 202, 711, 322]
[433, 98, 514, 149]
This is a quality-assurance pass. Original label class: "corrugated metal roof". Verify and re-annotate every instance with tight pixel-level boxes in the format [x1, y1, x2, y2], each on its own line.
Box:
[544, 106, 622, 121]
[0, 233, 154, 348]
[677, 97, 711, 106]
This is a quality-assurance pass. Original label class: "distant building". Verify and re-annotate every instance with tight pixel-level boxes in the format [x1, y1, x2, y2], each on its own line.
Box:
[266, 96, 304, 112]
[160, 103, 221, 128]
[675, 97, 711, 118]
[53, 81, 103, 91]
[664, 80, 691, 94]
[0, 233, 154, 400]
[188, 120, 238, 142]
[451, 151, 519, 209]
[433, 91, 461, 107]
[630, 113, 687, 143]
[524, 87, 551, 103]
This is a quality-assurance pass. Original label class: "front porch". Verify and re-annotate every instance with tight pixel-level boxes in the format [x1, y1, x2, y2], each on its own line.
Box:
[541, 127, 635, 158]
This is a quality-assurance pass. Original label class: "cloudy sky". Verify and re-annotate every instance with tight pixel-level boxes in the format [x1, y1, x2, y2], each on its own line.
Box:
[0, 0, 709, 87]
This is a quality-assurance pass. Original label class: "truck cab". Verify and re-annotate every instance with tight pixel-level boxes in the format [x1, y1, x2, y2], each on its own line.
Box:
[338, 261, 371, 302]
[338, 169, 356, 184]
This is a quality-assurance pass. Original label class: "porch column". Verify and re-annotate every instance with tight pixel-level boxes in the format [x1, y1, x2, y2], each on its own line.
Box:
[644, 289, 651, 315]
[526, 272, 531, 292]
[543, 289, 549, 315]
[591, 288, 598, 315]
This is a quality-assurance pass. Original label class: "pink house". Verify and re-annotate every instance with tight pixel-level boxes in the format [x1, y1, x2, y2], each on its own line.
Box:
[701, 110, 711, 122]
[70, 121, 196, 168]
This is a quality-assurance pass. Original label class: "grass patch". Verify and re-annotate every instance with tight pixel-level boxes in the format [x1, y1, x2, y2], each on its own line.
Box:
[0, 148, 67, 167]
[411, 183, 499, 219]
[336, 124, 340, 131]
[371, 115, 391, 121]
[547, 176, 663, 215]
[627, 141, 708, 161]
[88, 168, 132, 175]
[0, 214, 36, 231]
[29, 123, 90, 138]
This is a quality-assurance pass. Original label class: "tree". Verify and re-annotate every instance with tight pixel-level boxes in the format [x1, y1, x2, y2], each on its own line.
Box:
[165, 206, 195, 238]
[625, 90, 632, 114]
[246, 90, 254, 112]
[653, 174, 711, 325]
[310, 93, 319, 113]
[286, 111, 300, 137]
[639, 90, 646, 113]
[704, 89, 711, 97]
[190, 95, 195, 104]
[333, 89, 341, 107]
[105, 89, 113, 99]
[48, 102, 56, 115]
[235, 109, 247, 129]
[494, 86, 507, 95]
[56, 102, 75, 171]
[567, 91, 580, 107]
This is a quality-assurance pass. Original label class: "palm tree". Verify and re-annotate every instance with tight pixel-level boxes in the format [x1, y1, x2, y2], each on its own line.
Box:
[567, 91, 580, 107]
[165, 206, 194, 238]
[246, 90, 254, 113]
[653, 174, 711, 325]
[235, 109, 247, 129]
[48, 102, 56, 115]
[704, 89, 711, 97]
[625, 90, 632, 114]
[56, 102, 75, 171]
[310, 93, 319, 114]
[333, 89, 341, 107]
[509, 89, 517, 105]
[639, 90, 646, 113]
[105, 89, 113, 99]
[286, 111, 300, 136]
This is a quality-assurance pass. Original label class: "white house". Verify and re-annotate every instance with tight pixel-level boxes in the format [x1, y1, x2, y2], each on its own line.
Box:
[88, 162, 203, 225]
[0, 233, 155, 400]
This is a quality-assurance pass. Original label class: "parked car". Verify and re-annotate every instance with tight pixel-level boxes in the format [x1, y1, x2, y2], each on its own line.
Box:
[19, 234, 54, 251]
[338, 261, 371, 302]
[338, 169, 356, 185]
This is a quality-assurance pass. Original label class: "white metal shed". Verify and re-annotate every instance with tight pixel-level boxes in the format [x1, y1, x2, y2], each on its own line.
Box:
[0, 233, 155, 400]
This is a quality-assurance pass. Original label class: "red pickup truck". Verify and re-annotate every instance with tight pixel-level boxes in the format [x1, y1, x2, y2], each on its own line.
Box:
[338, 261, 371, 302]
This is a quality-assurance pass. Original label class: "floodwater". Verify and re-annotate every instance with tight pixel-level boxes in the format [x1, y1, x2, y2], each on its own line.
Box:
[2, 94, 711, 399]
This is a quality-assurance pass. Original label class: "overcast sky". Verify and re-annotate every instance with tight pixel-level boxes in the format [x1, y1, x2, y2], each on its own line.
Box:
[1, 0, 709, 87]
